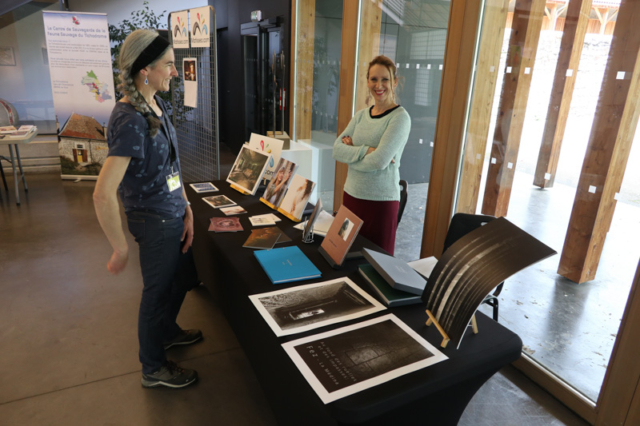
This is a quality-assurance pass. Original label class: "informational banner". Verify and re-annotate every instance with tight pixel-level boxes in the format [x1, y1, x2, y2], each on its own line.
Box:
[190, 6, 210, 48]
[43, 11, 115, 179]
[170, 11, 189, 48]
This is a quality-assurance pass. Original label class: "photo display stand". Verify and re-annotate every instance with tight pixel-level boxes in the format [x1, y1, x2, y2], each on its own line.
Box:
[277, 208, 303, 223]
[230, 184, 252, 195]
[421, 217, 557, 349]
[425, 310, 477, 348]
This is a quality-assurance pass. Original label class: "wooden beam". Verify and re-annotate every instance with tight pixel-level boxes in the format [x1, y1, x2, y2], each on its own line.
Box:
[294, 0, 316, 141]
[596, 259, 640, 425]
[533, 0, 592, 188]
[289, 0, 297, 137]
[456, 0, 510, 214]
[420, 0, 483, 258]
[480, 0, 546, 218]
[558, 0, 640, 283]
[332, 0, 360, 211]
[354, 0, 382, 113]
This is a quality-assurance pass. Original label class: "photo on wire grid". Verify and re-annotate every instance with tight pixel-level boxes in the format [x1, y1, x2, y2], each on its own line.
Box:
[249, 278, 385, 336]
[184, 59, 197, 81]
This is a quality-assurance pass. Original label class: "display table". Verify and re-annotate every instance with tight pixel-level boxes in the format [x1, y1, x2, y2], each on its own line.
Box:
[188, 181, 522, 426]
[0, 130, 37, 205]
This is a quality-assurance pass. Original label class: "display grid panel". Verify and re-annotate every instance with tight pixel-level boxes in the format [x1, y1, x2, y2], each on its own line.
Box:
[168, 6, 220, 183]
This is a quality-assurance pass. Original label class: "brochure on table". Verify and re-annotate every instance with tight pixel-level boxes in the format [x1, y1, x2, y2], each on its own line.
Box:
[249, 277, 385, 337]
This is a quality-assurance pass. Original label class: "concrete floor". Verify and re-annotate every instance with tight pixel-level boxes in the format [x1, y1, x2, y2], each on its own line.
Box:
[0, 171, 589, 425]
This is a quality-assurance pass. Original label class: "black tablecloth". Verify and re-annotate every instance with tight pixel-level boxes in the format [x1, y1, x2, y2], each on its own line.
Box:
[188, 181, 522, 426]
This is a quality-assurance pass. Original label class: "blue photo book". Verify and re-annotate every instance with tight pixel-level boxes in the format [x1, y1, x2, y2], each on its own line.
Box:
[254, 246, 322, 284]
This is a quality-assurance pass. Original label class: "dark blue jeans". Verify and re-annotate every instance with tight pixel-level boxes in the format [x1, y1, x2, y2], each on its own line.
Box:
[127, 211, 198, 374]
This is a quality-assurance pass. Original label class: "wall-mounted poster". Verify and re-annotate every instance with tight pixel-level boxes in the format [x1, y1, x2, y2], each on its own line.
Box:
[170, 11, 189, 48]
[183, 58, 197, 108]
[43, 11, 115, 180]
[190, 6, 210, 48]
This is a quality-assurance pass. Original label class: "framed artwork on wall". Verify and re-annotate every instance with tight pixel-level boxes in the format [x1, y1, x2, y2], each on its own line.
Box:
[0, 47, 16, 66]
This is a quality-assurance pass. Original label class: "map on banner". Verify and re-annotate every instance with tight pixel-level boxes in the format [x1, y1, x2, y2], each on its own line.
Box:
[81, 71, 112, 103]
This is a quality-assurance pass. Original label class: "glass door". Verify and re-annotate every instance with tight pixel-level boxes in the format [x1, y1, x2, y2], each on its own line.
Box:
[456, 0, 639, 408]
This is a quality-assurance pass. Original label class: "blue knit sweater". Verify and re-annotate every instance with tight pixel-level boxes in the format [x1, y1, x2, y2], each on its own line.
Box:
[332, 106, 411, 201]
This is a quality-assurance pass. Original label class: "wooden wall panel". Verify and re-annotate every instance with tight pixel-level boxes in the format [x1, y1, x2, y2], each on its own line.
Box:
[420, 0, 482, 258]
[558, 0, 640, 283]
[456, 0, 509, 214]
[596, 259, 640, 425]
[481, 0, 546, 218]
[332, 0, 360, 211]
[533, 0, 592, 189]
[294, 0, 316, 141]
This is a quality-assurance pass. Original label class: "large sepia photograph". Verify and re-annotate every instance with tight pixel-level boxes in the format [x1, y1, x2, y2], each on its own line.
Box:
[249, 278, 385, 337]
[282, 314, 448, 404]
[227, 145, 272, 195]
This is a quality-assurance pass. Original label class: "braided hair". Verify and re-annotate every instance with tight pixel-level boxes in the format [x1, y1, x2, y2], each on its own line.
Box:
[117, 29, 169, 138]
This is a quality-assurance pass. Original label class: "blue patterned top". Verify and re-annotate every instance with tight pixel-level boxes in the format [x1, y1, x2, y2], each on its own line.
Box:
[107, 96, 187, 218]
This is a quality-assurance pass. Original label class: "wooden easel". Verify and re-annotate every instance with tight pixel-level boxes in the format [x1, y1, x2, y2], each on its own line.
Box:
[277, 207, 302, 222]
[230, 183, 252, 195]
[425, 310, 478, 348]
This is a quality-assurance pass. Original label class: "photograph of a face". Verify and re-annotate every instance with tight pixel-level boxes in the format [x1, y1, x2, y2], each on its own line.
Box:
[184, 59, 197, 81]
[203, 195, 236, 209]
[227, 146, 272, 195]
[261, 158, 298, 208]
[278, 174, 316, 221]
[249, 277, 385, 337]
[337, 218, 354, 241]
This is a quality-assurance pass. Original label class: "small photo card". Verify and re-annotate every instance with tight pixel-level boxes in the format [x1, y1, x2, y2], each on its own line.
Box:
[189, 182, 219, 193]
[220, 205, 247, 215]
[203, 195, 236, 209]
[249, 215, 277, 227]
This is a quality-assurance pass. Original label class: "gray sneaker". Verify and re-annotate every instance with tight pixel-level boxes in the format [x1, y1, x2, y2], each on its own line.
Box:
[164, 329, 203, 350]
[141, 361, 198, 388]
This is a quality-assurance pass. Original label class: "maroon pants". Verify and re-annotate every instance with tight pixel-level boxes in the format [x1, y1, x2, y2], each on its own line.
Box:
[343, 192, 399, 255]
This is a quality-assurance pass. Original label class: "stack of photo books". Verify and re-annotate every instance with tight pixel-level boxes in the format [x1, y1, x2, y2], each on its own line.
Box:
[358, 248, 429, 307]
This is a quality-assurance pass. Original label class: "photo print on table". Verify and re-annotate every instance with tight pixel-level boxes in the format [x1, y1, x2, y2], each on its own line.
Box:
[249, 215, 276, 227]
[249, 277, 385, 337]
[278, 174, 316, 221]
[203, 194, 236, 209]
[261, 157, 298, 209]
[220, 205, 247, 215]
[282, 314, 447, 404]
[209, 217, 243, 232]
[189, 182, 219, 193]
[227, 145, 272, 195]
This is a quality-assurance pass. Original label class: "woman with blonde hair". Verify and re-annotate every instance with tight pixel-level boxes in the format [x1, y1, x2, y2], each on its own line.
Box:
[332, 55, 411, 255]
[94, 29, 200, 389]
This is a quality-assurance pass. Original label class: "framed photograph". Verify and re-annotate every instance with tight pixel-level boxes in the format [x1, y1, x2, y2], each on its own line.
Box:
[0, 47, 16, 66]
[282, 314, 447, 404]
[249, 277, 385, 337]
[227, 145, 272, 195]
[278, 174, 316, 221]
[319, 205, 363, 267]
[189, 182, 219, 193]
[202, 194, 236, 209]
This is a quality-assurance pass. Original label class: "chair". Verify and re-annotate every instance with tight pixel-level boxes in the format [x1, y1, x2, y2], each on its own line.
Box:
[397, 180, 408, 224]
[442, 213, 504, 322]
